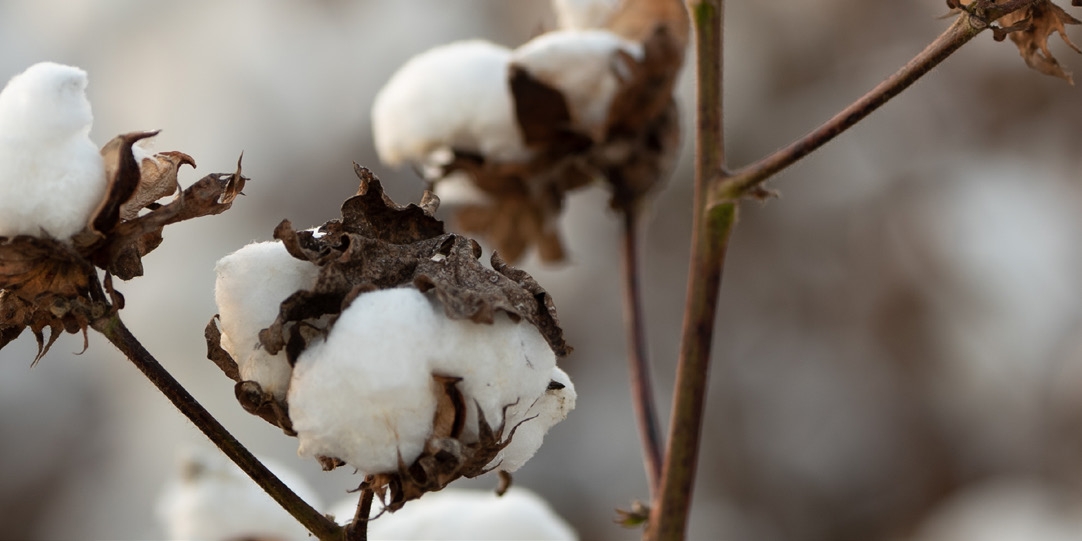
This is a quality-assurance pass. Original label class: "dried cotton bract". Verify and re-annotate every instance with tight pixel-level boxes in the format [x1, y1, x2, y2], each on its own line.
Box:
[0, 62, 105, 240]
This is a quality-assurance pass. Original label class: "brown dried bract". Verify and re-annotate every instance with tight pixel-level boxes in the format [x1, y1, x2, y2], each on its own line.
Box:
[0, 131, 244, 363]
[428, 1, 687, 263]
[957, 0, 1081, 83]
[258, 165, 570, 365]
[367, 379, 530, 513]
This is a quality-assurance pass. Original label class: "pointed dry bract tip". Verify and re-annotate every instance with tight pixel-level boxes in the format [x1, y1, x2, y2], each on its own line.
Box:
[420, 189, 441, 215]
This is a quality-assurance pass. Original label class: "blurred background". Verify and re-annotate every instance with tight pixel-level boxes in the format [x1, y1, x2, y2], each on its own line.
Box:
[1, 1, 1081, 539]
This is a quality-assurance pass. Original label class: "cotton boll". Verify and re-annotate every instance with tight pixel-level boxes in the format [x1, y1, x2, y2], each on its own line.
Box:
[288, 288, 444, 474]
[495, 366, 576, 472]
[372, 40, 530, 168]
[433, 311, 556, 439]
[156, 446, 322, 541]
[331, 487, 578, 541]
[511, 30, 643, 142]
[0, 62, 105, 239]
[214, 241, 320, 401]
[552, 0, 622, 30]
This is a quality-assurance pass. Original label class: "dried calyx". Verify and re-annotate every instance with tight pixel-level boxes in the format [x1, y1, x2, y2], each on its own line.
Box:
[208, 166, 575, 512]
[0, 130, 240, 362]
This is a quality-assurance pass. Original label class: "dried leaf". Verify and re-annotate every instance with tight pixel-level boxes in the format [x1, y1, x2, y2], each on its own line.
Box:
[1001, 1, 1082, 83]
[260, 168, 570, 361]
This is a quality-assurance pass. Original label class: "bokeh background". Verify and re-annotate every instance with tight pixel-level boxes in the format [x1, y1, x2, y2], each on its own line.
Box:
[2, 1, 1082, 539]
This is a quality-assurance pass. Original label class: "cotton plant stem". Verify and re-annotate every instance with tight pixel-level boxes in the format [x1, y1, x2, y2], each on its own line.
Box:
[91, 313, 343, 541]
[344, 487, 374, 541]
[619, 207, 664, 494]
[717, 13, 985, 201]
[645, 1, 732, 540]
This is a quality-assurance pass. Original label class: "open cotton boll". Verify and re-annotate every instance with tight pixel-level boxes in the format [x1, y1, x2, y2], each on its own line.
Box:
[495, 366, 577, 472]
[214, 241, 320, 401]
[288, 287, 444, 474]
[511, 30, 643, 142]
[0, 62, 105, 240]
[331, 487, 578, 541]
[372, 40, 530, 168]
[552, 0, 622, 30]
[156, 446, 322, 541]
[432, 311, 556, 439]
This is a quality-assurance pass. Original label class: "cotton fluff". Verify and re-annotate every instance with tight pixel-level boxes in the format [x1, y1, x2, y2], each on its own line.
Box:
[156, 446, 322, 541]
[511, 30, 643, 142]
[0, 62, 105, 240]
[552, 0, 622, 30]
[287, 287, 561, 475]
[331, 487, 578, 541]
[372, 40, 530, 168]
[494, 366, 576, 473]
[214, 241, 320, 401]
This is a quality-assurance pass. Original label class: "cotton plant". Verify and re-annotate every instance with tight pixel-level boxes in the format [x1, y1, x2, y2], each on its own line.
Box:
[371, 0, 688, 262]
[208, 165, 576, 517]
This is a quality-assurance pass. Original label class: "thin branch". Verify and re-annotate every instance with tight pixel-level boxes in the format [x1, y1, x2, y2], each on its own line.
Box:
[646, 1, 732, 540]
[716, 13, 986, 202]
[344, 485, 374, 541]
[619, 207, 663, 494]
[91, 313, 343, 541]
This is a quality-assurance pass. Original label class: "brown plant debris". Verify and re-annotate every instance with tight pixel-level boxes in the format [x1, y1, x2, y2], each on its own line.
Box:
[0, 131, 242, 363]
[957, 0, 1081, 83]
[256, 165, 570, 368]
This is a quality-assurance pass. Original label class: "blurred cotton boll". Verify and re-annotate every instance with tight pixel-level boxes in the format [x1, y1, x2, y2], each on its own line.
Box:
[0, 61, 105, 239]
[156, 446, 322, 541]
[331, 487, 578, 541]
[371, 40, 529, 168]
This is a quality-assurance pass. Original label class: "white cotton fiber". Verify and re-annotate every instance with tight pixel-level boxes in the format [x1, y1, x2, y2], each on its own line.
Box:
[552, 0, 622, 30]
[288, 286, 571, 476]
[0, 62, 106, 240]
[372, 40, 530, 167]
[156, 446, 322, 541]
[331, 487, 579, 541]
[511, 30, 643, 141]
[214, 241, 320, 401]
[288, 287, 444, 474]
[495, 366, 577, 472]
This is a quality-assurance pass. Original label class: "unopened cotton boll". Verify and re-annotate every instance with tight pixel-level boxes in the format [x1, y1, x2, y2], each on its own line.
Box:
[495, 366, 576, 472]
[156, 447, 322, 541]
[288, 287, 445, 474]
[372, 40, 530, 168]
[214, 241, 320, 401]
[552, 0, 622, 30]
[331, 487, 578, 541]
[0, 62, 105, 240]
[511, 30, 643, 142]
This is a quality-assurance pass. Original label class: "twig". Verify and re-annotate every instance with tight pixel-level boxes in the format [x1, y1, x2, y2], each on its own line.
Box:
[91, 313, 343, 541]
[619, 207, 663, 494]
[716, 13, 985, 202]
[344, 485, 374, 541]
[645, 1, 733, 540]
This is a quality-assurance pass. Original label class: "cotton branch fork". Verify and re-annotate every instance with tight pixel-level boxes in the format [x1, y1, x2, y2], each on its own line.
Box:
[717, 1, 1037, 202]
[643, 0, 1041, 539]
[619, 207, 663, 494]
[91, 314, 344, 541]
